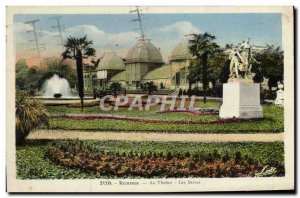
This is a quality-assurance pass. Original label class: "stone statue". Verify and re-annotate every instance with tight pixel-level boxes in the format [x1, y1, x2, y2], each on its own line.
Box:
[220, 38, 263, 119]
[274, 82, 284, 106]
[228, 38, 258, 82]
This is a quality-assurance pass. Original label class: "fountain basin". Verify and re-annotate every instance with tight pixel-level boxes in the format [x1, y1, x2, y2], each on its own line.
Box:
[33, 96, 95, 100]
[54, 93, 62, 98]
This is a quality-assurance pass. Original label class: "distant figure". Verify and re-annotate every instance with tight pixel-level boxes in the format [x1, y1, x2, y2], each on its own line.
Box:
[160, 82, 165, 89]
[124, 88, 127, 96]
[178, 88, 183, 97]
[93, 87, 97, 99]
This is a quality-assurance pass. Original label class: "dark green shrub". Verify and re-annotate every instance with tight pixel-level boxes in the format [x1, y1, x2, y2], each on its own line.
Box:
[16, 92, 49, 145]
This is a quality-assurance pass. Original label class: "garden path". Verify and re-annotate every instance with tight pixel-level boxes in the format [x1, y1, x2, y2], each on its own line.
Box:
[28, 130, 284, 142]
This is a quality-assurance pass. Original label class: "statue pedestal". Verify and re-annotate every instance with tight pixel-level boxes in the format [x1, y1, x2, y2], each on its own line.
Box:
[219, 82, 263, 119]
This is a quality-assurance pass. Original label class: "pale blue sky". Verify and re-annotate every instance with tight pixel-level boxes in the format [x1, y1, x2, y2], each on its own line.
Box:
[14, 13, 282, 62]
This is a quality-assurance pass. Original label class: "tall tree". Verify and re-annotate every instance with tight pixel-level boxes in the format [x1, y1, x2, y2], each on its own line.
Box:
[16, 60, 29, 90]
[189, 33, 220, 103]
[187, 59, 201, 97]
[252, 45, 284, 94]
[62, 36, 95, 110]
[207, 50, 228, 90]
[16, 60, 43, 93]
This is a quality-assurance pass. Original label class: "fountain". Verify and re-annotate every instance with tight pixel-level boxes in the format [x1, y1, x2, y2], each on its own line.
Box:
[41, 74, 74, 99]
[34, 74, 94, 102]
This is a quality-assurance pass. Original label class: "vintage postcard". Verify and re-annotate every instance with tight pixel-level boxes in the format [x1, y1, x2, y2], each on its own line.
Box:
[6, 6, 294, 192]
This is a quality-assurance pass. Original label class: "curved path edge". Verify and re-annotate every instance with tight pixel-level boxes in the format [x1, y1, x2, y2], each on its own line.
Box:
[27, 130, 284, 142]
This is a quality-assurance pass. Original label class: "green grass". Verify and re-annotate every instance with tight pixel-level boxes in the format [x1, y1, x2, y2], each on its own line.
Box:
[48, 104, 283, 133]
[47, 100, 220, 121]
[16, 141, 93, 179]
[16, 140, 284, 179]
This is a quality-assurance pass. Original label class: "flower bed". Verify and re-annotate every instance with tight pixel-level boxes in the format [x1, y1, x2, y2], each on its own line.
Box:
[67, 100, 100, 108]
[51, 113, 254, 125]
[44, 140, 284, 178]
[108, 100, 162, 107]
[158, 108, 219, 115]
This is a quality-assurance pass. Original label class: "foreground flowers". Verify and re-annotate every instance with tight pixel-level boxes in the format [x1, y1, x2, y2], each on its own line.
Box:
[44, 140, 284, 178]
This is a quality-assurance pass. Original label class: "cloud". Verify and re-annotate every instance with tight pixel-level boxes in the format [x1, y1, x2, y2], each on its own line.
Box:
[63, 25, 140, 57]
[13, 22, 61, 57]
[64, 25, 106, 45]
[158, 21, 200, 35]
[65, 25, 139, 49]
[148, 21, 200, 60]
[14, 23, 139, 59]
[13, 23, 35, 52]
[14, 21, 200, 63]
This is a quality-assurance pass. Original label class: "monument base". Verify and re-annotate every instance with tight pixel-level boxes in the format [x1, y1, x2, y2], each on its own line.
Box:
[219, 82, 263, 119]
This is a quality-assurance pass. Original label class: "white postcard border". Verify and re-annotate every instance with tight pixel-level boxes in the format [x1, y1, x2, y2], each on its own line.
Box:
[6, 6, 294, 192]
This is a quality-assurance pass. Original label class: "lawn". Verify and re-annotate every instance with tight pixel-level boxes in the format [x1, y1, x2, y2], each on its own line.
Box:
[16, 140, 284, 179]
[16, 141, 92, 179]
[47, 104, 284, 133]
[47, 99, 220, 121]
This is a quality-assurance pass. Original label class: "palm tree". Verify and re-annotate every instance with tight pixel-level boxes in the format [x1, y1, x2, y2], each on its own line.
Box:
[62, 36, 95, 110]
[141, 81, 158, 95]
[189, 33, 219, 103]
[109, 82, 123, 96]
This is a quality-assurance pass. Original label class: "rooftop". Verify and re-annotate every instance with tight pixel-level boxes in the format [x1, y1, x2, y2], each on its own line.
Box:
[96, 52, 125, 71]
[142, 65, 171, 80]
[109, 70, 126, 82]
[169, 34, 195, 61]
[126, 39, 163, 64]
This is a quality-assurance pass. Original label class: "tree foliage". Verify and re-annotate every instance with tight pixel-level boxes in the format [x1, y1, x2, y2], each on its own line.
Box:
[15, 60, 41, 93]
[252, 45, 284, 93]
[109, 82, 123, 95]
[207, 50, 228, 88]
[189, 33, 220, 103]
[15, 58, 77, 95]
[141, 81, 158, 95]
[43, 58, 77, 86]
[39, 58, 77, 89]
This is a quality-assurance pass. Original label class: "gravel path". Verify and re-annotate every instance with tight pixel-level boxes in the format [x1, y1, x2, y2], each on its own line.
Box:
[27, 130, 284, 142]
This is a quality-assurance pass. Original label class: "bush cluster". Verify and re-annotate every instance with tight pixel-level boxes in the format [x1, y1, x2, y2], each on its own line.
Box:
[16, 92, 49, 145]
